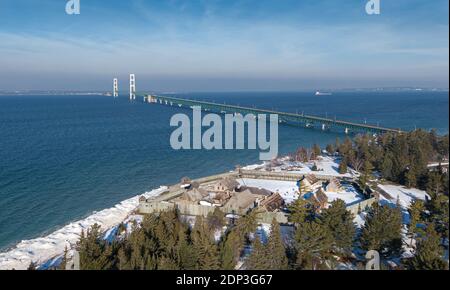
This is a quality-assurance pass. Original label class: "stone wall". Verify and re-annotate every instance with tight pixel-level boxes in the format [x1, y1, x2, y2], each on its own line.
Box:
[346, 197, 378, 215]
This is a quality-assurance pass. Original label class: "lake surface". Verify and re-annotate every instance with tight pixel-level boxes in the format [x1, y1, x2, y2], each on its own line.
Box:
[0, 91, 448, 250]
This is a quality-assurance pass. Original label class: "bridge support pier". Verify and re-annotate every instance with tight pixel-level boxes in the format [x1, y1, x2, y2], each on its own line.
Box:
[113, 78, 118, 97]
[129, 74, 136, 100]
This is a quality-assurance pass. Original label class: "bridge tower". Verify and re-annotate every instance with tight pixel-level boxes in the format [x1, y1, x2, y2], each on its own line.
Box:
[113, 78, 119, 97]
[129, 74, 136, 100]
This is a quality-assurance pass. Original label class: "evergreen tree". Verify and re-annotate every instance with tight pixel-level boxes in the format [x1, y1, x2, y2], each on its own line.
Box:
[288, 198, 313, 224]
[77, 224, 113, 270]
[407, 223, 448, 270]
[235, 210, 258, 243]
[426, 171, 443, 198]
[360, 203, 403, 258]
[405, 166, 417, 188]
[246, 236, 268, 270]
[265, 220, 289, 270]
[117, 246, 131, 270]
[312, 144, 321, 158]
[358, 160, 373, 194]
[27, 261, 37, 270]
[294, 220, 333, 270]
[338, 160, 348, 174]
[192, 217, 220, 270]
[326, 144, 335, 155]
[59, 246, 69, 270]
[207, 207, 226, 231]
[335, 137, 341, 152]
[176, 227, 197, 270]
[380, 152, 394, 180]
[320, 200, 356, 256]
[158, 255, 179, 270]
[246, 221, 288, 270]
[220, 230, 243, 270]
[426, 192, 449, 241]
[408, 200, 425, 245]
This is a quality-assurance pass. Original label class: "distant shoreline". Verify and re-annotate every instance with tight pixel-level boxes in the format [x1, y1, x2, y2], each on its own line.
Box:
[0, 87, 449, 96]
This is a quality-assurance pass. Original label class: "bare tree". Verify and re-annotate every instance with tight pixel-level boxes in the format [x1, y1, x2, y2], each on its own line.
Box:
[348, 152, 364, 172]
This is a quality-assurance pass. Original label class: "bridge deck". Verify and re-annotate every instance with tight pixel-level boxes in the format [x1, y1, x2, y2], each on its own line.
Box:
[142, 94, 403, 135]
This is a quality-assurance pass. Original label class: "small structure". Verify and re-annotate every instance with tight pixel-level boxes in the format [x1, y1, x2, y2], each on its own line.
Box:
[303, 188, 329, 212]
[224, 191, 262, 214]
[325, 178, 342, 192]
[301, 174, 323, 192]
[259, 193, 285, 212]
[314, 188, 329, 210]
[213, 177, 240, 193]
[178, 188, 208, 203]
[239, 186, 272, 196]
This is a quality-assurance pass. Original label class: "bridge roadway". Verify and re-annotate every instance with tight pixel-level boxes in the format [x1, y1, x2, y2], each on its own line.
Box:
[141, 94, 403, 135]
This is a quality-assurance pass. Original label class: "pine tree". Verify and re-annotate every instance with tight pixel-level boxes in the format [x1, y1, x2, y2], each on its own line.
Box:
[59, 246, 69, 270]
[380, 152, 394, 180]
[294, 220, 333, 270]
[312, 144, 321, 158]
[338, 161, 348, 174]
[326, 144, 335, 155]
[360, 203, 403, 258]
[320, 200, 356, 256]
[176, 227, 197, 270]
[77, 224, 112, 270]
[235, 210, 257, 243]
[220, 230, 244, 270]
[246, 221, 288, 270]
[288, 198, 313, 224]
[335, 137, 340, 152]
[265, 220, 289, 269]
[158, 255, 179, 270]
[407, 223, 448, 270]
[117, 246, 131, 270]
[207, 207, 225, 231]
[191, 217, 220, 270]
[246, 236, 268, 270]
[405, 166, 417, 188]
[27, 261, 37, 270]
[408, 200, 425, 245]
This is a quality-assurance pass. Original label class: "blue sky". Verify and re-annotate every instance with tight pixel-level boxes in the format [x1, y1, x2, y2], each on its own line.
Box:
[0, 0, 448, 91]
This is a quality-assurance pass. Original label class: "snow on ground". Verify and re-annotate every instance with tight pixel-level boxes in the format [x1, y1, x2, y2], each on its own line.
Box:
[325, 183, 365, 207]
[378, 184, 430, 224]
[354, 212, 367, 228]
[238, 178, 299, 204]
[378, 184, 429, 210]
[377, 184, 431, 259]
[241, 162, 266, 170]
[238, 178, 363, 207]
[275, 156, 357, 178]
[0, 186, 167, 270]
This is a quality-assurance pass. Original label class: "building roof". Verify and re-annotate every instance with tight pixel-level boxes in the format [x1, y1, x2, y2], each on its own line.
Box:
[239, 186, 272, 196]
[225, 191, 258, 211]
[315, 188, 328, 204]
[325, 178, 342, 191]
[305, 174, 320, 185]
[215, 177, 240, 191]
[260, 193, 285, 212]
[179, 188, 208, 202]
